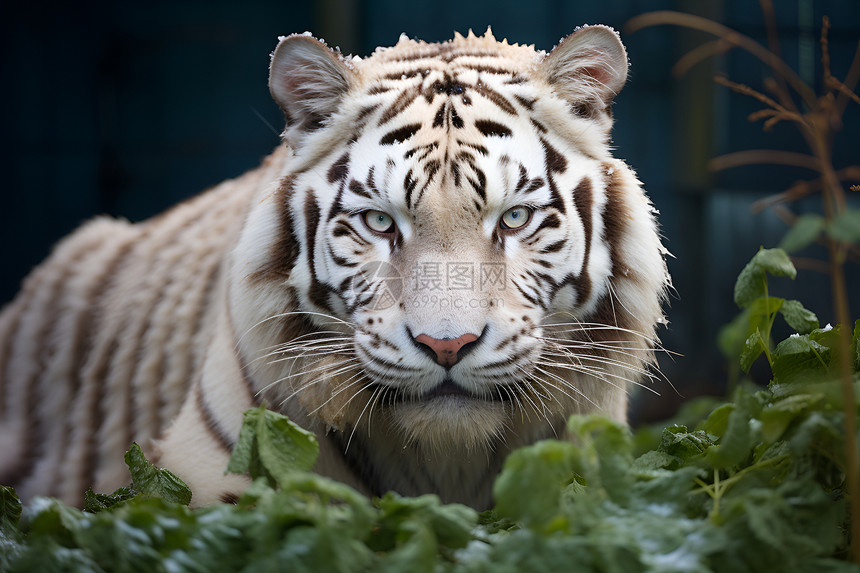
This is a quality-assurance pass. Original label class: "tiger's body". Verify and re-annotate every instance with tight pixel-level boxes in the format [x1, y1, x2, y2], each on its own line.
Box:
[0, 27, 668, 509]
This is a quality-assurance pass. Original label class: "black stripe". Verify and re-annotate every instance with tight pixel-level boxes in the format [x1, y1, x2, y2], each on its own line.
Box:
[474, 119, 512, 138]
[412, 161, 439, 207]
[380, 123, 421, 145]
[248, 177, 300, 283]
[66, 238, 135, 501]
[512, 278, 540, 308]
[379, 86, 420, 125]
[530, 118, 547, 133]
[305, 191, 334, 312]
[329, 246, 358, 268]
[355, 104, 380, 125]
[467, 168, 487, 202]
[601, 164, 628, 278]
[404, 169, 418, 209]
[332, 220, 371, 244]
[196, 382, 235, 451]
[450, 107, 464, 129]
[515, 165, 529, 192]
[433, 104, 446, 128]
[159, 250, 221, 431]
[572, 178, 594, 304]
[472, 83, 517, 115]
[457, 141, 488, 156]
[383, 69, 427, 81]
[221, 279, 266, 406]
[540, 240, 566, 254]
[348, 179, 372, 199]
[524, 213, 562, 245]
[541, 138, 568, 173]
[514, 94, 536, 110]
[327, 153, 350, 184]
[3, 232, 105, 488]
[462, 64, 519, 76]
[0, 293, 32, 484]
[0, 290, 31, 424]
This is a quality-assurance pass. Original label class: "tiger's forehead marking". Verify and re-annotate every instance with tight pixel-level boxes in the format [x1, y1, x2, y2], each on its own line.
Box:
[341, 31, 555, 212]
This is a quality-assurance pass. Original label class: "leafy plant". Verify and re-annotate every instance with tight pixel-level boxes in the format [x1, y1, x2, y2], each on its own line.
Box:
[2, 277, 857, 571]
[628, 3, 860, 561]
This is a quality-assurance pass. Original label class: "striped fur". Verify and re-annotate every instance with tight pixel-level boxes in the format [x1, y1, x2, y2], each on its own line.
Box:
[0, 27, 669, 510]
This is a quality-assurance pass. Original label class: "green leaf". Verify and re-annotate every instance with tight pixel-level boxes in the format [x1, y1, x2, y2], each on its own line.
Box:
[375, 493, 477, 551]
[0, 486, 22, 532]
[83, 486, 138, 513]
[734, 248, 796, 307]
[760, 393, 824, 442]
[658, 425, 714, 461]
[779, 214, 825, 253]
[124, 443, 192, 505]
[631, 450, 678, 473]
[771, 335, 832, 386]
[827, 208, 860, 244]
[740, 331, 767, 372]
[567, 415, 635, 504]
[718, 308, 753, 360]
[853, 319, 860, 372]
[779, 299, 819, 334]
[227, 406, 320, 488]
[706, 403, 753, 469]
[493, 439, 578, 529]
[701, 403, 734, 437]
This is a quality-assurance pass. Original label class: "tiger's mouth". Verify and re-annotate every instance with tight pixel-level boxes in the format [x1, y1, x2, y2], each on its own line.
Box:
[371, 377, 511, 403]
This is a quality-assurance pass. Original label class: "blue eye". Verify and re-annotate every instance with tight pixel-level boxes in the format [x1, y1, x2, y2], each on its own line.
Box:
[363, 210, 395, 233]
[500, 206, 531, 230]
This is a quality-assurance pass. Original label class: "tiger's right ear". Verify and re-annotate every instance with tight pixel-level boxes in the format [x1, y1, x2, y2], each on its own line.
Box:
[269, 34, 354, 146]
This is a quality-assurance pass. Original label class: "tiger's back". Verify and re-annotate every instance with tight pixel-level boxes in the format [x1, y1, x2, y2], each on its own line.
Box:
[1, 27, 668, 509]
[0, 151, 287, 503]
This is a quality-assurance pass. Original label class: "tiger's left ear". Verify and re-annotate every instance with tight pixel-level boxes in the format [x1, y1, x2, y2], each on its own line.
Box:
[540, 25, 628, 113]
[269, 34, 355, 146]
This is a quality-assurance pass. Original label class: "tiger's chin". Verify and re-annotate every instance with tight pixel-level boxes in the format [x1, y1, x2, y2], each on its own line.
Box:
[389, 395, 510, 457]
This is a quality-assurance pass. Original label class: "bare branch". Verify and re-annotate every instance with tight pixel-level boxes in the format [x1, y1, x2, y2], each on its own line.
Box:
[671, 39, 734, 78]
[759, 0, 796, 111]
[709, 150, 821, 172]
[751, 166, 860, 212]
[834, 39, 860, 118]
[714, 76, 806, 126]
[626, 11, 819, 108]
[829, 77, 860, 107]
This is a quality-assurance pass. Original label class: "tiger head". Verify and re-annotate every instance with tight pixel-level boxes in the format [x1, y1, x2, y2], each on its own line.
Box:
[231, 28, 668, 460]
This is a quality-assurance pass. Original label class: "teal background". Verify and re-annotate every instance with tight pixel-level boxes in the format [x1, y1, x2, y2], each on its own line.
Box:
[2, 0, 858, 421]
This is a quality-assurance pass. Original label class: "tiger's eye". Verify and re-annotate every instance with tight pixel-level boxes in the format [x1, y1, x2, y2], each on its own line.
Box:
[500, 206, 531, 230]
[363, 210, 396, 233]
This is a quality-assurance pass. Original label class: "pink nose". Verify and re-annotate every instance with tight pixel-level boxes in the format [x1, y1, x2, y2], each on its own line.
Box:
[414, 332, 479, 367]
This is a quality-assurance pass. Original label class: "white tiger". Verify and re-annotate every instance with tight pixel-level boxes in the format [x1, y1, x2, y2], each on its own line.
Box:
[0, 26, 668, 509]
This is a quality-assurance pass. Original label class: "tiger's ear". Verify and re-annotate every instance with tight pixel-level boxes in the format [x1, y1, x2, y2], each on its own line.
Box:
[269, 34, 354, 146]
[540, 25, 628, 114]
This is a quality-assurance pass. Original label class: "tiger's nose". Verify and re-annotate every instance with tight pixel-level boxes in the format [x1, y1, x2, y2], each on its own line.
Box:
[413, 332, 480, 368]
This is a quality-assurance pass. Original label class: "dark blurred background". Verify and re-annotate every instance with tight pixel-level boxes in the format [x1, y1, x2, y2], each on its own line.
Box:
[2, 0, 858, 423]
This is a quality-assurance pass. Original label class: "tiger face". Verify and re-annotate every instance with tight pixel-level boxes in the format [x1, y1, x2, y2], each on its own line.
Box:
[231, 28, 667, 465]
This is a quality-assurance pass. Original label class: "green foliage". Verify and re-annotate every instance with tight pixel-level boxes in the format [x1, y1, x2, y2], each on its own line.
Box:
[1, 248, 857, 571]
[125, 442, 193, 506]
[226, 404, 320, 488]
[719, 248, 821, 374]
[776, 209, 860, 253]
